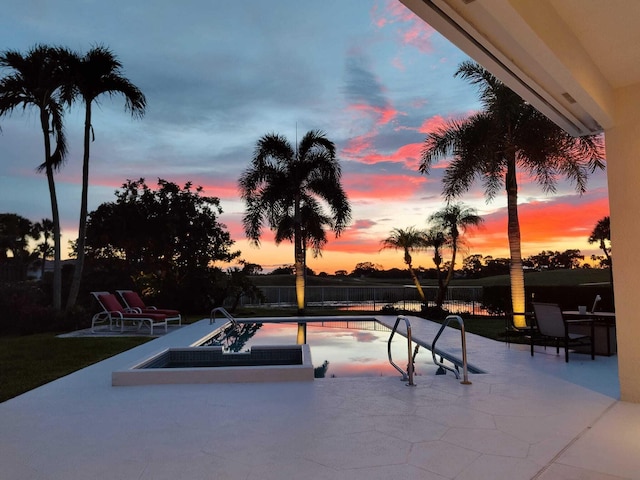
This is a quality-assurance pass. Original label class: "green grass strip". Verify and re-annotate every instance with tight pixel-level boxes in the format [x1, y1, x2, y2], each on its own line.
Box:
[0, 334, 151, 403]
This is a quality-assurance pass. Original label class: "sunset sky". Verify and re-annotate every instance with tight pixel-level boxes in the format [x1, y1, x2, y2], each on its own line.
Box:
[0, 0, 610, 274]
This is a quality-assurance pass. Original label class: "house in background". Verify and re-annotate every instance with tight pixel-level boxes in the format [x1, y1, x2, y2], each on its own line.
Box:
[401, 0, 640, 402]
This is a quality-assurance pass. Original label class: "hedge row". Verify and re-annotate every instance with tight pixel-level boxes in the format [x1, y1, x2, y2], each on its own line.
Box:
[482, 284, 614, 315]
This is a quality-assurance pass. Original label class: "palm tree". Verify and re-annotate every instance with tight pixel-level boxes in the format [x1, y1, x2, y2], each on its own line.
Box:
[424, 227, 446, 301]
[420, 61, 605, 327]
[0, 45, 74, 310]
[380, 227, 429, 304]
[32, 218, 54, 279]
[239, 130, 351, 314]
[588, 216, 613, 286]
[588, 216, 611, 267]
[0, 213, 34, 261]
[428, 203, 483, 307]
[65, 45, 146, 309]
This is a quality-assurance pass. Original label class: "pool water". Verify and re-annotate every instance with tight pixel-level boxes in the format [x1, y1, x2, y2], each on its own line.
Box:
[200, 321, 439, 379]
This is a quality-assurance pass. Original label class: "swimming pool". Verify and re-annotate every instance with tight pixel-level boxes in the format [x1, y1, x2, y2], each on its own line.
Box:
[199, 320, 441, 378]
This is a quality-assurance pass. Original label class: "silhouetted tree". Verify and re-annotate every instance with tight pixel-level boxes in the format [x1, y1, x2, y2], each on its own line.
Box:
[588, 216, 611, 269]
[65, 45, 146, 309]
[351, 262, 382, 277]
[0, 45, 76, 310]
[32, 218, 54, 278]
[84, 178, 240, 310]
[428, 203, 483, 307]
[381, 227, 429, 303]
[239, 130, 351, 313]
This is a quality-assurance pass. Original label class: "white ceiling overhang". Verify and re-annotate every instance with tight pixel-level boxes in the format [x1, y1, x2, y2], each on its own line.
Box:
[400, 0, 640, 136]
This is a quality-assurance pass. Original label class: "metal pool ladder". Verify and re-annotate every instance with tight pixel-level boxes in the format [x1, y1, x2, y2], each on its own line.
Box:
[210, 307, 238, 326]
[387, 315, 416, 386]
[432, 315, 472, 385]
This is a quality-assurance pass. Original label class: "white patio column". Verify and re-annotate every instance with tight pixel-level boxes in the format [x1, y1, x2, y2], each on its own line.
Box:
[605, 82, 640, 402]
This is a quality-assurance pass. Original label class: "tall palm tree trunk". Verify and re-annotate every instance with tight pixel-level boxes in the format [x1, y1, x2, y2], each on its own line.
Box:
[506, 155, 526, 327]
[40, 227, 51, 280]
[293, 199, 307, 343]
[444, 249, 456, 286]
[66, 103, 92, 309]
[40, 111, 62, 311]
[294, 233, 305, 313]
[40, 245, 46, 279]
[293, 197, 306, 315]
[407, 263, 426, 304]
[436, 242, 458, 308]
[435, 263, 444, 306]
[598, 238, 614, 287]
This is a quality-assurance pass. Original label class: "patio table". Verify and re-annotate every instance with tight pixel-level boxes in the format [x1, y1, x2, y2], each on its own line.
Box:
[562, 311, 616, 356]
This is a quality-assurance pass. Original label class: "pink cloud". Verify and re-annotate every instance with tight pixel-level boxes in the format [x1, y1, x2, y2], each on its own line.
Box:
[418, 115, 450, 134]
[343, 133, 375, 158]
[347, 103, 398, 127]
[343, 139, 423, 170]
[372, 0, 437, 54]
[344, 173, 428, 200]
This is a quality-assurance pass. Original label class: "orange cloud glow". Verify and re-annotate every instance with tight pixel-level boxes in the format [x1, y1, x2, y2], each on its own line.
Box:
[469, 196, 610, 257]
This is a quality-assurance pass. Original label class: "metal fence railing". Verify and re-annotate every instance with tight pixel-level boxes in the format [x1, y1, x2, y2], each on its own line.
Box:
[239, 285, 492, 316]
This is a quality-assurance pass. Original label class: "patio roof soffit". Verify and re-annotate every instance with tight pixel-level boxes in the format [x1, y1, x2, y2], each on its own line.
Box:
[399, 0, 627, 136]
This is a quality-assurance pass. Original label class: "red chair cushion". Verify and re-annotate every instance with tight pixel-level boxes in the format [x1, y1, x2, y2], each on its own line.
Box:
[99, 294, 125, 312]
[123, 291, 146, 309]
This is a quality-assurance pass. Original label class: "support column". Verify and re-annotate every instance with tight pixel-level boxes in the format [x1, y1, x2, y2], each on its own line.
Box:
[605, 83, 640, 402]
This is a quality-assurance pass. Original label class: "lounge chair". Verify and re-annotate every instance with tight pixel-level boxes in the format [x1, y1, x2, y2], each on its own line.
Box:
[91, 291, 168, 335]
[531, 302, 595, 362]
[116, 290, 182, 326]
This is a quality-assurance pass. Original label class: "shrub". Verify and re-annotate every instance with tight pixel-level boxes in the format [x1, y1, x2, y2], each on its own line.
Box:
[0, 282, 54, 335]
[482, 284, 615, 315]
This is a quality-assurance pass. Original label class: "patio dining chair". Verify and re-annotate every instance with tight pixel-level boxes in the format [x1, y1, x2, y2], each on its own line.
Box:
[505, 311, 537, 356]
[531, 302, 595, 362]
[91, 291, 168, 335]
[116, 290, 182, 326]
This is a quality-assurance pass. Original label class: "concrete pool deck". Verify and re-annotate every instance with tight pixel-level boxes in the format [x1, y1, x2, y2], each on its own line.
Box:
[1, 316, 638, 479]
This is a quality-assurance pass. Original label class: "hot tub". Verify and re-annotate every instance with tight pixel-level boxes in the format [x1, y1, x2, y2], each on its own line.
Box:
[112, 344, 314, 386]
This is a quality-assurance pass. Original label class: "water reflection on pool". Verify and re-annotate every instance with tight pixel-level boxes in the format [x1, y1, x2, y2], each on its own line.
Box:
[200, 321, 438, 379]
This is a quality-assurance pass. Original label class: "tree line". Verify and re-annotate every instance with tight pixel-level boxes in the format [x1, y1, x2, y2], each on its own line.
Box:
[346, 245, 607, 281]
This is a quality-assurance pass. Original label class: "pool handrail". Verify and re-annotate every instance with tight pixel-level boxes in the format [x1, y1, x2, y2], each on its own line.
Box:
[387, 315, 415, 386]
[210, 307, 238, 326]
[431, 315, 471, 385]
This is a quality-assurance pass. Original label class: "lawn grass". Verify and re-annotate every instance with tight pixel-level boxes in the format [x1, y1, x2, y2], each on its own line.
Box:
[453, 268, 611, 287]
[0, 334, 152, 403]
